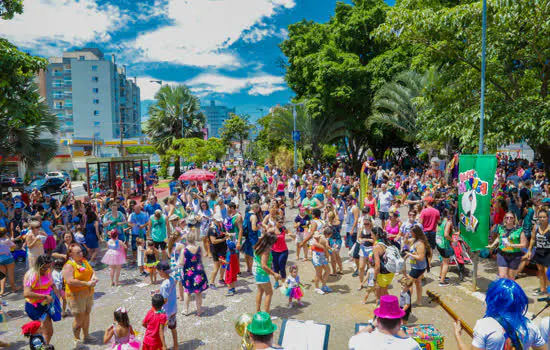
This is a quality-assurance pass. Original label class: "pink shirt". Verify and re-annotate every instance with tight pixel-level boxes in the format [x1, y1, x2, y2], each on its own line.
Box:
[271, 228, 288, 252]
[420, 207, 440, 232]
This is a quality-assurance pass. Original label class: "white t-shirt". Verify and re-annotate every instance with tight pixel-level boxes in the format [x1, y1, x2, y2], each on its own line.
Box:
[378, 191, 393, 212]
[349, 329, 420, 350]
[288, 178, 296, 193]
[539, 317, 550, 343]
[472, 317, 545, 350]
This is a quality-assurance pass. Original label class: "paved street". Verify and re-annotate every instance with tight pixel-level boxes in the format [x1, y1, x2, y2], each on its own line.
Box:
[1, 203, 548, 349]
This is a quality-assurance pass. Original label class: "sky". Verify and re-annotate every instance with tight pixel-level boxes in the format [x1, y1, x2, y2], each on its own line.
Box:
[0, 0, 392, 121]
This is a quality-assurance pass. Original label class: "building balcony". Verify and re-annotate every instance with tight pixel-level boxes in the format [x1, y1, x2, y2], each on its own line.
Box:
[52, 71, 63, 77]
[52, 84, 64, 89]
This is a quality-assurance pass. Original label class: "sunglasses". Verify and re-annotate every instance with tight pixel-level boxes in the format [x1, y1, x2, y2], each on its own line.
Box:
[504, 217, 515, 220]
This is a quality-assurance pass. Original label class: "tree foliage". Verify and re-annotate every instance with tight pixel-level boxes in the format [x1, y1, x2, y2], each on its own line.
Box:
[169, 137, 226, 166]
[0, 0, 23, 20]
[376, 0, 550, 160]
[280, 0, 414, 172]
[0, 1, 57, 167]
[219, 114, 252, 154]
[126, 145, 156, 155]
[369, 68, 437, 143]
[146, 84, 205, 178]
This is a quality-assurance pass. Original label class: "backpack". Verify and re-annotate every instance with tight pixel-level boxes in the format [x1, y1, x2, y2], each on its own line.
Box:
[379, 242, 404, 273]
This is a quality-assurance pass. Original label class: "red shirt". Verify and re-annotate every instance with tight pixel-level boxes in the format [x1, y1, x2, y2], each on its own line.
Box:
[142, 308, 167, 347]
[420, 207, 440, 232]
[271, 227, 288, 252]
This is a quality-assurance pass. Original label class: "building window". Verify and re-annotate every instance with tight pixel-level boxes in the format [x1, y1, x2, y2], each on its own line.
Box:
[93, 99, 99, 105]
[93, 110, 100, 116]
[92, 76, 99, 82]
[79, 56, 85, 60]
[92, 65, 98, 71]
[92, 88, 99, 93]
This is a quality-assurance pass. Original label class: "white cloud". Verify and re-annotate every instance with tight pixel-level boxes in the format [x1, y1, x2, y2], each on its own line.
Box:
[135, 77, 179, 100]
[242, 26, 288, 44]
[131, 0, 296, 67]
[0, 0, 127, 51]
[186, 73, 286, 96]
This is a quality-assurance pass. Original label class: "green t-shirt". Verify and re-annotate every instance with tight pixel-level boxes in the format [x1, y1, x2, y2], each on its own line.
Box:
[436, 219, 451, 250]
[150, 215, 167, 243]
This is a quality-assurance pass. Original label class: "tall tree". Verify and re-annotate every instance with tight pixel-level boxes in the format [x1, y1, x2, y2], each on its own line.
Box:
[377, 0, 550, 170]
[146, 85, 205, 179]
[281, 0, 397, 173]
[219, 114, 252, 155]
[0, 1, 58, 168]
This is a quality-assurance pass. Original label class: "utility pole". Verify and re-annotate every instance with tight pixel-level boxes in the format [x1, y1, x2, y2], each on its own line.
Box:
[293, 105, 297, 172]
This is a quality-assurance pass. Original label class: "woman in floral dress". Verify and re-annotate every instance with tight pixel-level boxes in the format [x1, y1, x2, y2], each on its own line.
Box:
[179, 230, 208, 316]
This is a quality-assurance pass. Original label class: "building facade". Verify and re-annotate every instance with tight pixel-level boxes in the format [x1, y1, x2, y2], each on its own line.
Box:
[202, 100, 235, 138]
[42, 48, 141, 140]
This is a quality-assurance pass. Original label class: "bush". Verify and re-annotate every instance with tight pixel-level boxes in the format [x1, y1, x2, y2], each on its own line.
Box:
[72, 169, 80, 181]
[158, 155, 170, 179]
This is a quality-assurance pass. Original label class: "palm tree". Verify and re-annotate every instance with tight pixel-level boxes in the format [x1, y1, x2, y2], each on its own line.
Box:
[0, 84, 59, 168]
[146, 85, 205, 179]
[268, 104, 346, 163]
[369, 69, 437, 142]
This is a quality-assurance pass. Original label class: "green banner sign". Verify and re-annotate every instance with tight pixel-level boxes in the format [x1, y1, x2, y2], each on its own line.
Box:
[458, 154, 497, 251]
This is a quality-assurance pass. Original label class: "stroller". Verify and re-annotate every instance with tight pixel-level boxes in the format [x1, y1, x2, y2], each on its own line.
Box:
[448, 232, 472, 281]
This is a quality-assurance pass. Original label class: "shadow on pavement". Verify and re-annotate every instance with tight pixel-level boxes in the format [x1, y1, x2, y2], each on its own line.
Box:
[180, 338, 204, 349]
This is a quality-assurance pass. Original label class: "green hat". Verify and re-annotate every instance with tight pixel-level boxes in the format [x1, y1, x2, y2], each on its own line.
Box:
[247, 312, 277, 336]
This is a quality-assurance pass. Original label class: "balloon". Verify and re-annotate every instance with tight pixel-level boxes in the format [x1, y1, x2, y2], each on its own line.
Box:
[234, 313, 253, 337]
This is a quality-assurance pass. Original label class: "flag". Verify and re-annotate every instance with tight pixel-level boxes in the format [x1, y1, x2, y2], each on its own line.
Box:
[359, 161, 369, 209]
[458, 154, 497, 251]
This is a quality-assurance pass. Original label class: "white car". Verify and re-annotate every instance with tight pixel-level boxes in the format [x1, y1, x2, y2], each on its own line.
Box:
[46, 171, 71, 181]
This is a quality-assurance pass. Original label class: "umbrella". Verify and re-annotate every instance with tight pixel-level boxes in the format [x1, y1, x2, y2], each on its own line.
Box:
[178, 169, 216, 181]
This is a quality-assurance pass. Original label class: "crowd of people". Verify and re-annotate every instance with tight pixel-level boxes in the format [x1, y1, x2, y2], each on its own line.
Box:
[1, 153, 550, 349]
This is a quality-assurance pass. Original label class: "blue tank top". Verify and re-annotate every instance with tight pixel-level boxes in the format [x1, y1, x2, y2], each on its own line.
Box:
[410, 241, 427, 270]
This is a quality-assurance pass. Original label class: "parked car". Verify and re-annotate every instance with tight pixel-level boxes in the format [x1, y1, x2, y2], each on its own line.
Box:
[46, 171, 71, 181]
[0, 175, 24, 192]
[25, 177, 64, 194]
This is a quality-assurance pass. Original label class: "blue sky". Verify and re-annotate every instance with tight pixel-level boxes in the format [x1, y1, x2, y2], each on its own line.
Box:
[0, 0, 392, 121]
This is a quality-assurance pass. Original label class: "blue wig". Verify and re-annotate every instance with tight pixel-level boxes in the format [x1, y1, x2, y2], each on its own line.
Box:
[484, 279, 528, 334]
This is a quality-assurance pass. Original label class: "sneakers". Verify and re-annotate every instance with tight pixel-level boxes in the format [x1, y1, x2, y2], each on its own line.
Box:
[288, 302, 294, 308]
[352, 270, 359, 277]
[533, 290, 547, 296]
[439, 282, 450, 287]
[218, 279, 226, 286]
[315, 288, 325, 295]
[322, 286, 333, 293]
[274, 281, 280, 289]
[209, 283, 217, 290]
[226, 288, 236, 296]
[297, 300, 304, 307]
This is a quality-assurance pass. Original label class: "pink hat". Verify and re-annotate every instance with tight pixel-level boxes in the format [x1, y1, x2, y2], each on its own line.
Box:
[373, 295, 405, 319]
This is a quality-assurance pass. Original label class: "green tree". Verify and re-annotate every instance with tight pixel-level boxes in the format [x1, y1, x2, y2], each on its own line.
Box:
[170, 137, 226, 166]
[377, 0, 550, 170]
[220, 114, 252, 155]
[0, 83, 58, 167]
[268, 104, 346, 163]
[146, 85, 205, 179]
[0, 0, 23, 20]
[126, 145, 156, 155]
[369, 69, 437, 143]
[281, 0, 401, 172]
[0, 1, 58, 168]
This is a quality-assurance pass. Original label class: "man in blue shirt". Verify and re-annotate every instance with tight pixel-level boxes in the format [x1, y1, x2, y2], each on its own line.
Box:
[128, 205, 149, 261]
[144, 196, 162, 216]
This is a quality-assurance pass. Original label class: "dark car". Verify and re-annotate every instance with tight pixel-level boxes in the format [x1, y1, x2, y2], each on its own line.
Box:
[25, 178, 64, 194]
[0, 175, 24, 192]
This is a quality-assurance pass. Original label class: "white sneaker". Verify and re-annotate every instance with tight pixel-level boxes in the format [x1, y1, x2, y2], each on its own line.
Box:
[288, 302, 293, 308]
[315, 288, 325, 295]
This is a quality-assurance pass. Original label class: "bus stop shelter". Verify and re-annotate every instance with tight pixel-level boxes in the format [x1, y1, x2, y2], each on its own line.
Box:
[85, 156, 151, 197]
